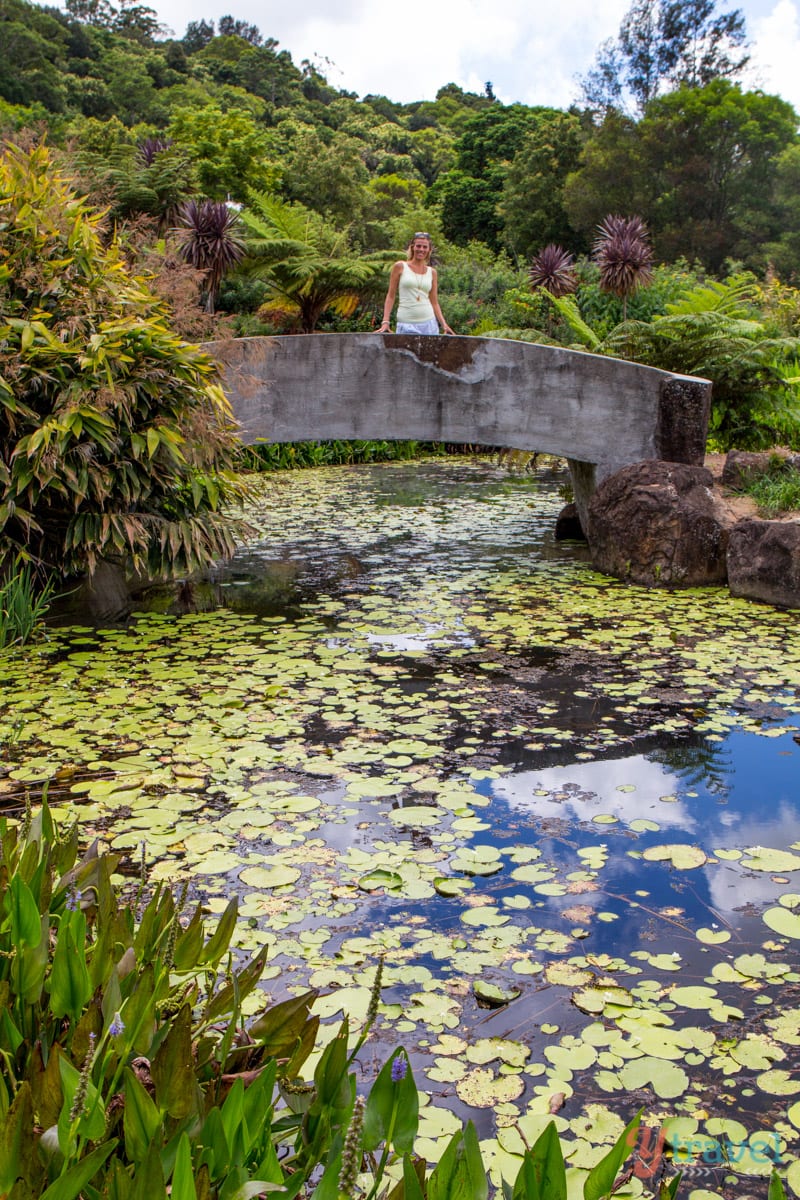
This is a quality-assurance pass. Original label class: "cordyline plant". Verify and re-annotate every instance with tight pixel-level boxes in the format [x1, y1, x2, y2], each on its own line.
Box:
[175, 198, 246, 313]
[528, 245, 578, 300]
[0, 799, 711, 1200]
[593, 214, 654, 320]
[0, 142, 247, 583]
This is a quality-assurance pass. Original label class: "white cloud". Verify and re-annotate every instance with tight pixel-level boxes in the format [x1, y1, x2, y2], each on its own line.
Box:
[743, 0, 800, 112]
[101, 0, 800, 111]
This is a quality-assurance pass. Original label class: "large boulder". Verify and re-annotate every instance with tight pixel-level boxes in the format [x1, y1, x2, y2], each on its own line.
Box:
[727, 519, 800, 608]
[587, 461, 731, 586]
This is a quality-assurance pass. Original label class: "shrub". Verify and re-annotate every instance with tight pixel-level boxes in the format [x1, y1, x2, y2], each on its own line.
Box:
[0, 142, 247, 583]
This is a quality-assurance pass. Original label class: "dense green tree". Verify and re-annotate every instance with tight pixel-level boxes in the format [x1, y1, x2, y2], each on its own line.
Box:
[280, 127, 370, 225]
[563, 111, 646, 234]
[498, 111, 585, 257]
[566, 81, 798, 273]
[433, 169, 501, 248]
[433, 105, 544, 248]
[762, 145, 800, 280]
[168, 103, 280, 200]
[0, 142, 245, 580]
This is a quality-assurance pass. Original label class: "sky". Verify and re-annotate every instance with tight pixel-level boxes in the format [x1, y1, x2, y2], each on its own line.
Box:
[140, 0, 800, 114]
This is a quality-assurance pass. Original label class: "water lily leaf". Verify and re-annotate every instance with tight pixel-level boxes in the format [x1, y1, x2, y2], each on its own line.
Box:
[473, 981, 521, 1008]
[239, 864, 301, 889]
[763, 907, 800, 939]
[455, 1067, 525, 1108]
[742, 847, 800, 872]
[696, 927, 731, 944]
[756, 1070, 800, 1096]
[619, 1057, 689, 1099]
[388, 805, 444, 828]
[642, 844, 707, 870]
[358, 870, 403, 892]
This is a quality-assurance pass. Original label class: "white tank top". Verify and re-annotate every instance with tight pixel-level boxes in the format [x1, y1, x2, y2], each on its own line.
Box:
[397, 262, 434, 323]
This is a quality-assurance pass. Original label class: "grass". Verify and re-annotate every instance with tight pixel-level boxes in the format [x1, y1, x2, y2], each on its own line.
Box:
[737, 457, 800, 517]
[0, 563, 54, 650]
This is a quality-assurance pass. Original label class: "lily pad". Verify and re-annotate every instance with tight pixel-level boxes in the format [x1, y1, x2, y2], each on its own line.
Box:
[642, 843, 708, 870]
[473, 981, 522, 1008]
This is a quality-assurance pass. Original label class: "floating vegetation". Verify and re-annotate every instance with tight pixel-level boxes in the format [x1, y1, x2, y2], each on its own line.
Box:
[2, 458, 800, 1196]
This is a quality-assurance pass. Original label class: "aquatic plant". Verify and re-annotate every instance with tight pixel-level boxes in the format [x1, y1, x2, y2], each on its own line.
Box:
[0, 561, 53, 649]
[0, 800, 668, 1200]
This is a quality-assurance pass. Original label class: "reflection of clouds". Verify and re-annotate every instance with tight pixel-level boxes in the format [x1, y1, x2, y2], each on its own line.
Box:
[704, 800, 800, 915]
[491, 755, 696, 832]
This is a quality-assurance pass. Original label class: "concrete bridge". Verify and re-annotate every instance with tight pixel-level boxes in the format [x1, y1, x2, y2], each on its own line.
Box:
[206, 333, 712, 525]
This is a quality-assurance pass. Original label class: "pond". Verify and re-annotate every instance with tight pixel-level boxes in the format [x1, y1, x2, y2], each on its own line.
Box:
[2, 457, 800, 1198]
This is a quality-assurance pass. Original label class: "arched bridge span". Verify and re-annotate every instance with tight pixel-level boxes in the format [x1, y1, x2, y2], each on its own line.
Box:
[206, 333, 712, 523]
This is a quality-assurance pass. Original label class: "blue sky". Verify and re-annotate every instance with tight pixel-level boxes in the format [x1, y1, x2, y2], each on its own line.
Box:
[99, 0, 800, 111]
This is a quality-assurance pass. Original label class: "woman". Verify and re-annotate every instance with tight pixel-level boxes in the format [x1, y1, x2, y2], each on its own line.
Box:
[378, 233, 454, 335]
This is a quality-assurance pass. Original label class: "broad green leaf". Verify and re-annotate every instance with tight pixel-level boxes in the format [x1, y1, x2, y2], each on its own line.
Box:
[584, 1109, 641, 1200]
[0, 1081, 35, 1193]
[39, 1139, 117, 1200]
[169, 1133, 196, 1200]
[363, 1051, 419, 1154]
[49, 913, 92, 1022]
[152, 1004, 197, 1119]
[124, 1067, 161, 1164]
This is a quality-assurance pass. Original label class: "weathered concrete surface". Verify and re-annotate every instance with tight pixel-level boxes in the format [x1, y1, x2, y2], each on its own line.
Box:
[205, 334, 711, 517]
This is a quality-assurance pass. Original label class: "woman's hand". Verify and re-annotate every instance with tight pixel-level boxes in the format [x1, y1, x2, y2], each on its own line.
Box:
[377, 321, 391, 333]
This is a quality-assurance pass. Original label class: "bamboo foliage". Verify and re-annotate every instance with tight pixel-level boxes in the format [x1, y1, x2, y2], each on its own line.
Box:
[0, 142, 247, 580]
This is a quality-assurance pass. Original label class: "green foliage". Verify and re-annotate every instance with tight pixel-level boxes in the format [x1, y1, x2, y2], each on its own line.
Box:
[566, 81, 799, 274]
[735, 456, 800, 515]
[0, 141, 246, 580]
[606, 308, 800, 448]
[0, 800, 667, 1200]
[167, 103, 280, 201]
[499, 112, 586, 257]
[240, 193, 391, 332]
[241, 441, 443, 471]
[0, 562, 53, 650]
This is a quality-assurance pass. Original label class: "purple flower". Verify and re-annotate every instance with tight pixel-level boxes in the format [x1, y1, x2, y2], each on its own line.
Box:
[108, 1012, 125, 1038]
[391, 1055, 408, 1083]
[65, 888, 82, 912]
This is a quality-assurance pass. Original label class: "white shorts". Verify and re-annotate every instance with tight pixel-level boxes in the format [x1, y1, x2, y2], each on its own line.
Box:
[395, 319, 439, 335]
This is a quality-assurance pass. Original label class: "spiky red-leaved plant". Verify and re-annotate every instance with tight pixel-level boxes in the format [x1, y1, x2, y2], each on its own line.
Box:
[593, 214, 653, 319]
[529, 244, 578, 298]
[175, 199, 246, 312]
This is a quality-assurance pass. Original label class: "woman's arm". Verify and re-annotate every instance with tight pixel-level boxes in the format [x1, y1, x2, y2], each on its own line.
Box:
[378, 262, 404, 331]
[430, 269, 454, 334]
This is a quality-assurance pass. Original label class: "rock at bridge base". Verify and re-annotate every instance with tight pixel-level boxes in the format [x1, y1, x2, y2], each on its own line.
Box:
[555, 503, 586, 541]
[587, 461, 731, 587]
[727, 519, 800, 608]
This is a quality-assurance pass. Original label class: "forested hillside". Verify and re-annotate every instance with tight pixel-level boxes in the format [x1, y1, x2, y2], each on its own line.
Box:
[3, 0, 800, 454]
[3, 0, 799, 275]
